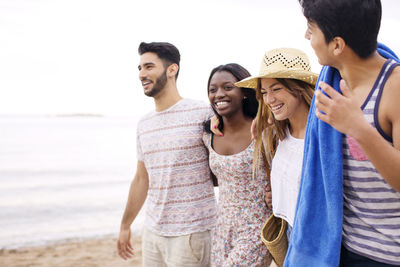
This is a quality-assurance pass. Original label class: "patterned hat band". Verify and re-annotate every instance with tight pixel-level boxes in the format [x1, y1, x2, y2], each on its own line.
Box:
[235, 48, 319, 89]
[264, 53, 311, 71]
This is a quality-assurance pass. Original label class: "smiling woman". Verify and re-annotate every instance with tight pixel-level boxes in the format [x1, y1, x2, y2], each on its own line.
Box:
[208, 71, 243, 118]
[234, 47, 317, 266]
[203, 63, 272, 266]
[205, 64, 258, 137]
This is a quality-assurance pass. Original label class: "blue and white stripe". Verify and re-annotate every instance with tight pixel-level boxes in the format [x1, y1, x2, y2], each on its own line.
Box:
[342, 59, 400, 265]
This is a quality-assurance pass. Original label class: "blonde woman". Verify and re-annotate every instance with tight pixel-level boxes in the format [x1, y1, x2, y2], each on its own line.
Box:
[235, 48, 318, 238]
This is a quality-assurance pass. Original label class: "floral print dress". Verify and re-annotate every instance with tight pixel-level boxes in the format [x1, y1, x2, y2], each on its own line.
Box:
[203, 132, 271, 267]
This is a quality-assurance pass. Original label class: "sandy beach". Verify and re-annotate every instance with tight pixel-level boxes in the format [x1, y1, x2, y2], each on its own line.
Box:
[0, 235, 142, 267]
[0, 235, 279, 267]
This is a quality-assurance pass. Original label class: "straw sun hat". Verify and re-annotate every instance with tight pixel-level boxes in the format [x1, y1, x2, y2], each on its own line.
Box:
[235, 48, 319, 89]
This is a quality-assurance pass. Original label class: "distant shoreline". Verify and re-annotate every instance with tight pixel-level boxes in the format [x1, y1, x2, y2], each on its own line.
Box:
[0, 113, 104, 118]
[0, 114, 142, 118]
[54, 113, 104, 117]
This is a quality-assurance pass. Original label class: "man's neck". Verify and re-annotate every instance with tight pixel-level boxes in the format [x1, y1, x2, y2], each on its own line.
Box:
[153, 84, 182, 112]
[335, 51, 387, 90]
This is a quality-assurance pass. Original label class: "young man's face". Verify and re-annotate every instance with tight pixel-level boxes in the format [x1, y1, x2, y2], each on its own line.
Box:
[138, 52, 168, 97]
[305, 21, 332, 66]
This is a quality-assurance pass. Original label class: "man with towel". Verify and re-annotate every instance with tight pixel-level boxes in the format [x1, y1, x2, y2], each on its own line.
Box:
[285, 0, 400, 266]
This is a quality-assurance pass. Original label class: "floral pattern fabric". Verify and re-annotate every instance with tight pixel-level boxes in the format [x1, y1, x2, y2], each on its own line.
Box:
[203, 132, 271, 267]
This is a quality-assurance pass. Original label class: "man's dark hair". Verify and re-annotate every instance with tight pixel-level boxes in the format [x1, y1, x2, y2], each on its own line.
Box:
[299, 0, 381, 58]
[138, 42, 181, 79]
[204, 63, 258, 133]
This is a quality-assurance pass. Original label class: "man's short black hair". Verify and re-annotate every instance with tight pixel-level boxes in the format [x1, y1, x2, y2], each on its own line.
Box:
[299, 0, 381, 58]
[138, 42, 181, 79]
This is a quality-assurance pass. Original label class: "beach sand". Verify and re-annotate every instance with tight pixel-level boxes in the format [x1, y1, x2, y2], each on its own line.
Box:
[0, 235, 142, 267]
[0, 234, 280, 267]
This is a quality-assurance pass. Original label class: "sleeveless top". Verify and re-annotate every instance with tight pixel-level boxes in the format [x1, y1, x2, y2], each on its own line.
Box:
[342, 59, 400, 265]
[270, 127, 304, 227]
[202, 132, 271, 266]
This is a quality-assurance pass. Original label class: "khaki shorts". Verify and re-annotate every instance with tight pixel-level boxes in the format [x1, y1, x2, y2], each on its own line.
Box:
[142, 228, 211, 267]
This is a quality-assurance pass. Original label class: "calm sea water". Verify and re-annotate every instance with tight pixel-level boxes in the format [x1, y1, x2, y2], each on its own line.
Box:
[0, 115, 146, 249]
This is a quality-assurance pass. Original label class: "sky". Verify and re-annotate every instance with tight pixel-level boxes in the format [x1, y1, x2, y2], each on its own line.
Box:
[1, 0, 400, 116]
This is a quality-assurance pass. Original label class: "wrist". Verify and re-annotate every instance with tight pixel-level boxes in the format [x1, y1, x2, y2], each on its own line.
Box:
[348, 120, 374, 144]
[120, 223, 131, 231]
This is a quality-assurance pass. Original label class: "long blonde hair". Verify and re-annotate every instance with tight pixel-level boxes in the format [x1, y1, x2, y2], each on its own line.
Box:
[253, 78, 315, 174]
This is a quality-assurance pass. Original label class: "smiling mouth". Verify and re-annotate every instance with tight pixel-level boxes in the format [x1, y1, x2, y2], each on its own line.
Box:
[141, 80, 153, 89]
[215, 101, 230, 109]
[270, 103, 284, 112]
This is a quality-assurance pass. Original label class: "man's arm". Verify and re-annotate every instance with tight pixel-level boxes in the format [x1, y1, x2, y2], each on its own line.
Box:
[350, 114, 400, 191]
[316, 80, 400, 191]
[117, 160, 149, 260]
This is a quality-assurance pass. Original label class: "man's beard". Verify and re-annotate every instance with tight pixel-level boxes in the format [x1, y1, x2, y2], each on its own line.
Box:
[144, 70, 167, 97]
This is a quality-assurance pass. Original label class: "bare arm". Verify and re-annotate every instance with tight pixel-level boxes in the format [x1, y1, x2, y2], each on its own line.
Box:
[264, 183, 272, 210]
[350, 116, 400, 191]
[316, 80, 400, 191]
[117, 161, 149, 259]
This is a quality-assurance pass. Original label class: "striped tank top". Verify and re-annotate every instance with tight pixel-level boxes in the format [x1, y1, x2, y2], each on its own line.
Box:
[342, 59, 400, 265]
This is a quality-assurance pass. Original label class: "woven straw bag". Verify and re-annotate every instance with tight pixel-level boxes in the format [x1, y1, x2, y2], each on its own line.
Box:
[259, 144, 289, 267]
[261, 214, 288, 267]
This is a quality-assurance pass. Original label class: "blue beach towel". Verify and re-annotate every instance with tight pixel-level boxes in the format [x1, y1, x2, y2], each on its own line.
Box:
[284, 43, 399, 267]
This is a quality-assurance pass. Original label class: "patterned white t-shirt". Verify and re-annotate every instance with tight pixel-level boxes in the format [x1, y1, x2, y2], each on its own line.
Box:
[137, 98, 217, 236]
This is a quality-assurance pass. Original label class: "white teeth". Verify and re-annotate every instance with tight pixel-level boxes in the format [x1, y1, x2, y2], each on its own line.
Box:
[271, 104, 283, 111]
[215, 101, 229, 108]
[142, 80, 152, 86]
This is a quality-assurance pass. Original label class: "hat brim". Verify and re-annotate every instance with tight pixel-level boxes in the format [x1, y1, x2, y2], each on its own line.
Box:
[235, 69, 319, 89]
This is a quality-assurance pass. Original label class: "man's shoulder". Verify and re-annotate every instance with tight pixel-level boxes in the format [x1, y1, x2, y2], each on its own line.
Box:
[179, 99, 213, 119]
[388, 63, 400, 83]
[136, 110, 156, 128]
[180, 98, 210, 110]
[383, 63, 400, 96]
[138, 111, 154, 121]
[384, 64, 400, 103]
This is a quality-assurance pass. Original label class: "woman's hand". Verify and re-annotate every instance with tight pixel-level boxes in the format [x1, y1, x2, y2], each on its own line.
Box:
[210, 115, 223, 136]
[264, 184, 272, 210]
[251, 117, 273, 140]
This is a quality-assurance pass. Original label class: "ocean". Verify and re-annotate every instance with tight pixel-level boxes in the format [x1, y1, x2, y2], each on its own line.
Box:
[0, 115, 145, 249]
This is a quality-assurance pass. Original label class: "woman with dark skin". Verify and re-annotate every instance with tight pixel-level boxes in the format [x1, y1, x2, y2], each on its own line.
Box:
[204, 63, 271, 267]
